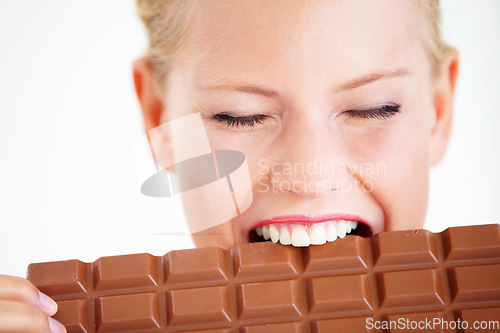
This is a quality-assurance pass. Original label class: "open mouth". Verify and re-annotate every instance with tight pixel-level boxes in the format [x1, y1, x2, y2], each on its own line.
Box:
[247, 220, 373, 246]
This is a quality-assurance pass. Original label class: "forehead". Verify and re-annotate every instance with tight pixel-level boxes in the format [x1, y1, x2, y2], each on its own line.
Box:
[185, 0, 422, 85]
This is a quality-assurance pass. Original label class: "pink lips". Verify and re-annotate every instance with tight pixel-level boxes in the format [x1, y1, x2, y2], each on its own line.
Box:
[248, 213, 368, 235]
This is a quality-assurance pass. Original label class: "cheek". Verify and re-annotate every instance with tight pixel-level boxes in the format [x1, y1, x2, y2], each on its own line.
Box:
[341, 106, 434, 229]
[203, 126, 275, 186]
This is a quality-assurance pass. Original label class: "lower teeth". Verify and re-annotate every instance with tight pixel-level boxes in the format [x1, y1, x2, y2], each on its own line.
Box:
[253, 220, 359, 247]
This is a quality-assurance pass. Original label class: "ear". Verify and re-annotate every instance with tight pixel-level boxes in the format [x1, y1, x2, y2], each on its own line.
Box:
[133, 58, 173, 169]
[430, 49, 459, 166]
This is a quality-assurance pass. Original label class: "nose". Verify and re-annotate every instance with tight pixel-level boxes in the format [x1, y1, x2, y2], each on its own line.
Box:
[265, 112, 350, 200]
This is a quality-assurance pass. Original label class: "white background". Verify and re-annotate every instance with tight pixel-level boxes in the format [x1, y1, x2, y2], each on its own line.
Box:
[0, 1, 499, 277]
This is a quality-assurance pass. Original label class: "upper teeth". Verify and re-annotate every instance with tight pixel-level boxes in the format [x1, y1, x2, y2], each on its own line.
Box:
[254, 220, 359, 247]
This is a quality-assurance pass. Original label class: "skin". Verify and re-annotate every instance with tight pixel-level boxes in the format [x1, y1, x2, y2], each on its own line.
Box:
[135, 0, 458, 248]
[0, 1, 457, 329]
[0, 275, 65, 332]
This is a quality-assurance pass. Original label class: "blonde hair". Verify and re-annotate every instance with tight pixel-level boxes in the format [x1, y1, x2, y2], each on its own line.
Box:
[414, 0, 454, 73]
[137, 0, 453, 81]
[136, 0, 195, 83]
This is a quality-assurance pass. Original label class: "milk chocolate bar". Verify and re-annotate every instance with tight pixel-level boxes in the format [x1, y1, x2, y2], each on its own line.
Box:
[27, 224, 500, 332]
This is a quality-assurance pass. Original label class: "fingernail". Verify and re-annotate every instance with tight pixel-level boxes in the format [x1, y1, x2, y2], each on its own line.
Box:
[38, 291, 58, 316]
[48, 317, 66, 333]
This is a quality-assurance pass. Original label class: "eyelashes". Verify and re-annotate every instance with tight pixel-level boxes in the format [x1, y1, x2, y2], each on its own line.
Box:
[212, 104, 401, 129]
[212, 113, 267, 128]
[340, 104, 401, 121]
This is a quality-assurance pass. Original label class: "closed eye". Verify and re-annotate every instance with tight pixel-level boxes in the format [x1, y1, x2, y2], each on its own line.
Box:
[213, 113, 268, 128]
[340, 104, 401, 120]
[213, 104, 400, 129]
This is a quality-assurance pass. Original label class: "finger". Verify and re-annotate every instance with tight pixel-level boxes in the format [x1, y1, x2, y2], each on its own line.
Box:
[0, 275, 57, 316]
[0, 300, 65, 333]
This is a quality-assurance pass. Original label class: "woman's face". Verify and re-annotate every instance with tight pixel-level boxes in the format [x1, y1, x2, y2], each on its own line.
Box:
[144, 0, 455, 248]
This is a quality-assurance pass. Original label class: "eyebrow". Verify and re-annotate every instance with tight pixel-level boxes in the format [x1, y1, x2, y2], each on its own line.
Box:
[194, 68, 413, 98]
[194, 82, 279, 98]
[336, 68, 413, 92]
